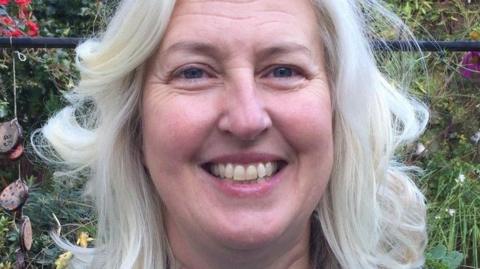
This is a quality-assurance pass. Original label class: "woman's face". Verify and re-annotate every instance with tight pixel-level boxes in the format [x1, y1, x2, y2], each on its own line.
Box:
[142, 0, 333, 260]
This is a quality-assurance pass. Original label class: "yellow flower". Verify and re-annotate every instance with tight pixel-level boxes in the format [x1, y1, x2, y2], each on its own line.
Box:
[55, 251, 73, 269]
[470, 30, 480, 41]
[0, 261, 13, 269]
[76, 231, 93, 248]
[53, 231, 94, 269]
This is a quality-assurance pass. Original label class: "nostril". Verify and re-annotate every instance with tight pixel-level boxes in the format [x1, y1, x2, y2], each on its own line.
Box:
[221, 119, 271, 141]
[217, 98, 271, 141]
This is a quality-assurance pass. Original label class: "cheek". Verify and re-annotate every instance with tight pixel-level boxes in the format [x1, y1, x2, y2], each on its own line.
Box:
[272, 88, 333, 201]
[141, 90, 217, 171]
[271, 89, 333, 153]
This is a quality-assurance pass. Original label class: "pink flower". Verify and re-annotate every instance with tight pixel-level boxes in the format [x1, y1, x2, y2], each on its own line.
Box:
[17, 4, 29, 19]
[25, 20, 38, 36]
[0, 0, 9, 5]
[14, 0, 30, 6]
[460, 51, 480, 79]
[0, 16, 14, 25]
[3, 28, 22, 37]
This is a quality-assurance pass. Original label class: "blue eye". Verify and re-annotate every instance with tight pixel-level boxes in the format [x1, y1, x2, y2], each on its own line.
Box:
[181, 67, 205, 79]
[272, 67, 295, 78]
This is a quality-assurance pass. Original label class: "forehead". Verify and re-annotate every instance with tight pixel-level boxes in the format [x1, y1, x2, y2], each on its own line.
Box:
[170, 0, 317, 19]
[160, 0, 321, 52]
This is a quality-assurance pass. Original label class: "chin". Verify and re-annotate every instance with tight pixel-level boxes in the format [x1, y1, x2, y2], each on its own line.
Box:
[208, 212, 293, 250]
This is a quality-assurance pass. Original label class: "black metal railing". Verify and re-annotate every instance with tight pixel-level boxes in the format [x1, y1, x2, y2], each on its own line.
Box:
[0, 37, 83, 49]
[373, 40, 480, 52]
[0, 37, 480, 51]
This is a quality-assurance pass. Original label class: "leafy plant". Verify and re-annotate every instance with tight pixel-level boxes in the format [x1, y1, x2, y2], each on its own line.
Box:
[0, 0, 106, 267]
[386, 1, 480, 268]
[0, 0, 39, 37]
[426, 245, 464, 269]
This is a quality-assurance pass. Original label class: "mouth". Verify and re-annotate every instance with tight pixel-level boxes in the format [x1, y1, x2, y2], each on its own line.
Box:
[201, 161, 288, 184]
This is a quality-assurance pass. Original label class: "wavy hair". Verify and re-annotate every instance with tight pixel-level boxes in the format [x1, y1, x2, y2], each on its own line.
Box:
[33, 0, 428, 268]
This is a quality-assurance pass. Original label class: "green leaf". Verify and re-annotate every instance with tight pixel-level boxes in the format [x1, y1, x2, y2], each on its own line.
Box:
[403, 2, 412, 17]
[444, 251, 463, 269]
[429, 245, 447, 260]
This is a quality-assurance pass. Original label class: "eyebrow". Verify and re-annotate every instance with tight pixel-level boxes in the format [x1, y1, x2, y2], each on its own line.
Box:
[161, 41, 223, 59]
[257, 42, 313, 61]
[160, 41, 313, 60]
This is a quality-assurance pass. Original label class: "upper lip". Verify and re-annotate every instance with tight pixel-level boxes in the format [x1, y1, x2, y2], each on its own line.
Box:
[203, 152, 287, 165]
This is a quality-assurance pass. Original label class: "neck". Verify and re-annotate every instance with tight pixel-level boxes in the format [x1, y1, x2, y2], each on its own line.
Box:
[167, 219, 313, 269]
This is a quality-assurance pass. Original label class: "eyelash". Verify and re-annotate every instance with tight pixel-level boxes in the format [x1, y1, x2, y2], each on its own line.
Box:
[262, 65, 304, 79]
[171, 65, 305, 81]
[172, 65, 214, 81]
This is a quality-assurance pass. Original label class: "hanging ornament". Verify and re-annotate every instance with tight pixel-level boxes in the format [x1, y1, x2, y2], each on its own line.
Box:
[0, 118, 24, 160]
[8, 143, 24, 161]
[0, 178, 28, 211]
[0, 118, 22, 153]
[19, 216, 32, 251]
[1, 46, 26, 162]
[0, 44, 30, 269]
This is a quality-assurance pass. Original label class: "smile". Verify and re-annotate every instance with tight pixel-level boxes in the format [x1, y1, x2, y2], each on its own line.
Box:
[202, 161, 287, 183]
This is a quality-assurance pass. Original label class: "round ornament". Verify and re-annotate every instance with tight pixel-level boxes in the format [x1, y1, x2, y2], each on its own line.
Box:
[0, 178, 29, 211]
[8, 143, 24, 161]
[20, 216, 32, 251]
[0, 119, 23, 154]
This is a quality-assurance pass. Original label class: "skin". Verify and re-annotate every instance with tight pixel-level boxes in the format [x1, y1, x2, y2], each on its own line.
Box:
[142, 0, 334, 268]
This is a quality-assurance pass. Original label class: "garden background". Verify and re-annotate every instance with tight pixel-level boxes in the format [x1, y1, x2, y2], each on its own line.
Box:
[0, 0, 479, 268]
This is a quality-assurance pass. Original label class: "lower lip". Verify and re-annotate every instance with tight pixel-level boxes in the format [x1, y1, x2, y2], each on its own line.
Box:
[204, 167, 286, 198]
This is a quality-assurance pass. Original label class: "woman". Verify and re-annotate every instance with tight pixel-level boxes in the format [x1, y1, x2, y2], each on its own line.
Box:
[34, 0, 428, 268]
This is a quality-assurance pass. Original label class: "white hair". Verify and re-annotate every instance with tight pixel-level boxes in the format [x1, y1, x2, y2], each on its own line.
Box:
[33, 0, 428, 268]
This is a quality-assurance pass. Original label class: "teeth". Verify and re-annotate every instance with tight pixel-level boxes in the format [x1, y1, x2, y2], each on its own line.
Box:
[212, 165, 220, 177]
[208, 162, 280, 181]
[257, 163, 266, 178]
[233, 166, 245, 181]
[233, 165, 245, 180]
[225, 163, 234, 179]
[218, 164, 225, 179]
[246, 165, 257, 180]
[266, 162, 273, 176]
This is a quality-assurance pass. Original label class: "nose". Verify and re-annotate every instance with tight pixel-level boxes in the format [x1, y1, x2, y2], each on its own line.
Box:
[218, 75, 272, 141]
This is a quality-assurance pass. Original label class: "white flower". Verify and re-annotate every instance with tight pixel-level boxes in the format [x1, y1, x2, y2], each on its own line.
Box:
[471, 131, 480, 144]
[446, 208, 456, 216]
[414, 143, 426, 156]
[455, 174, 466, 185]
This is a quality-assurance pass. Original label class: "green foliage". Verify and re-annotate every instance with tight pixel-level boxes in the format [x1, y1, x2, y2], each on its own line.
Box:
[31, 0, 110, 37]
[385, 1, 480, 268]
[386, 0, 480, 40]
[1, 0, 105, 266]
[0, 215, 12, 257]
[426, 245, 464, 269]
